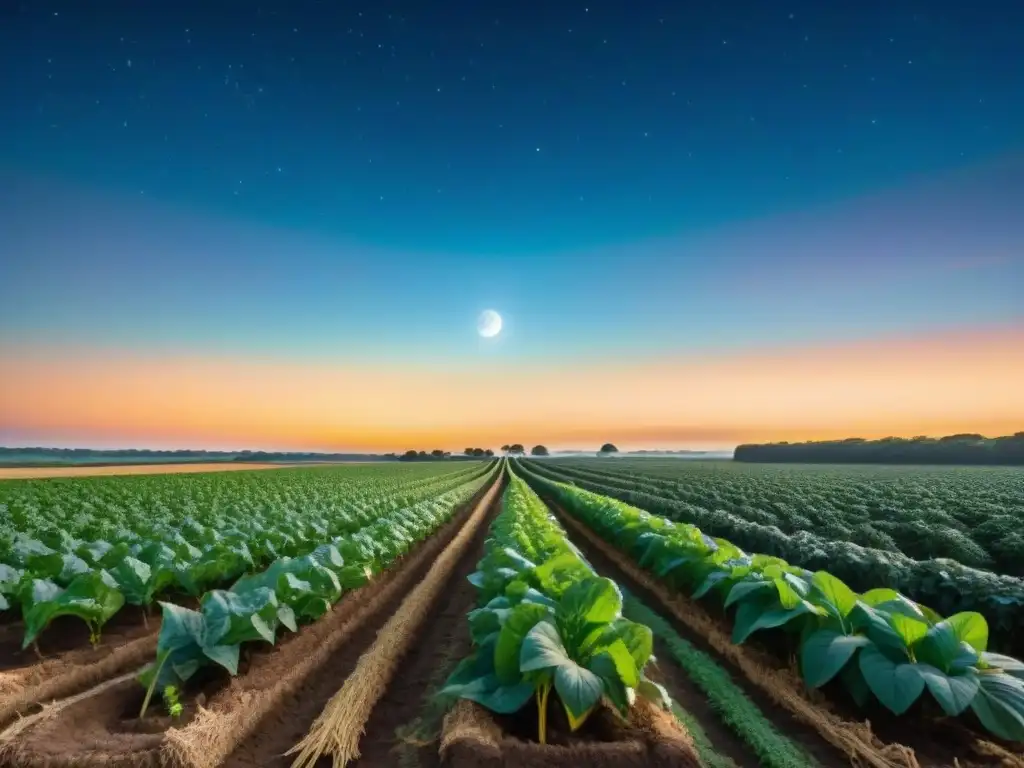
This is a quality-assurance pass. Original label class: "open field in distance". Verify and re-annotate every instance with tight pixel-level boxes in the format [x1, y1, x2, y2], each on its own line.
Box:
[0, 462, 295, 480]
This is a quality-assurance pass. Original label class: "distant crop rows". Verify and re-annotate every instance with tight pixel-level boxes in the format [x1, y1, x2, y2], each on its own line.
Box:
[0, 461, 493, 650]
[514, 459, 1024, 744]
[522, 457, 1024, 656]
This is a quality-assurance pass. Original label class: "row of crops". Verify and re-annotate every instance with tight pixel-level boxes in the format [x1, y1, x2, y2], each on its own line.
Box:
[440, 471, 672, 742]
[0, 461, 494, 650]
[523, 458, 1024, 655]
[513, 459, 1024, 744]
[541, 459, 1024, 574]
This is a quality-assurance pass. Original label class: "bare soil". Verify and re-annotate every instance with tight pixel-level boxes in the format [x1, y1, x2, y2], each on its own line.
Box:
[440, 698, 701, 768]
[345, 476, 497, 768]
[0, 462, 291, 480]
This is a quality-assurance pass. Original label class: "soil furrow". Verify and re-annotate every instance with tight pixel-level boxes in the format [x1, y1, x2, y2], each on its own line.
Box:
[222, 477, 505, 768]
[542, 498, 852, 768]
[346, 480, 494, 768]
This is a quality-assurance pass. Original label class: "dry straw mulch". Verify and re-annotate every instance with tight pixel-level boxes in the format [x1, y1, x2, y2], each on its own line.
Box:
[285, 478, 504, 768]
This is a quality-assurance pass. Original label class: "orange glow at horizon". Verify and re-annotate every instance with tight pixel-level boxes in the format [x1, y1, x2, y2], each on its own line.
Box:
[2, 325, 1022, 451]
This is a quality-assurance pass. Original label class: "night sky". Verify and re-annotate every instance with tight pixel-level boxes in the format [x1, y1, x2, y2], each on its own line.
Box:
[1, 1, 1022, 450]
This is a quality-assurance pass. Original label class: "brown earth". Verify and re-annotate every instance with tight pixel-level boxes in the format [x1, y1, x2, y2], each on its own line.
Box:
[439, 698, 701, 768]
[344, 474, 498, 768]
[0, 475, 500, 768]
[0, 462, 294, 480]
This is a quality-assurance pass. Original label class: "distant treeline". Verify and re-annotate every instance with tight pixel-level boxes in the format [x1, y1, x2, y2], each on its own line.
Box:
[734, 433, 1024, 466]
[0, 447, 393, 465]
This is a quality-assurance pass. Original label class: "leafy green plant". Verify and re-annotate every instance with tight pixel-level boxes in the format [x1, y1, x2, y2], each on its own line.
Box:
[517, 461, 1024, 742]
[441, 473, 669, 743]
[137, 469, 497, 710]
[20, 570, 125, 647]
[0, 460, 496, 649]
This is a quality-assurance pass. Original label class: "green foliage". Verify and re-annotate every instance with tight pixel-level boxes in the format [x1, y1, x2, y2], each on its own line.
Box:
[139, 468, 496, 693]
[520, 457, 1024, 655]
[0, 461, 494, 647]
[516, 460, 1024, 742]
[441, 472, 667, 743]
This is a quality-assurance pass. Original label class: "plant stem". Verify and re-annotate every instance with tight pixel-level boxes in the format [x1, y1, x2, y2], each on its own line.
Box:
[538, 682, 551, 745]
[139, 651, 170, 720]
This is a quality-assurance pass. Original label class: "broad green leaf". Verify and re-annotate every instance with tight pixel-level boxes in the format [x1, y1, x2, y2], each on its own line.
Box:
[724, 578, 772, 608]
[461, 678, 536, 714]
[801, 629, 869, 688]
[946, 612, 988, 652]
[733, 598, 816, 644]
[858, 645, 925, 715]
[520, 621, 569, 672]
[848, 603, 909, 660]
[613, 618, 654, 670]
[915, 665, 978, 716]
[108, 556, 153, 605]
[22, 571, 125, 648]
[888, 613, 928, 648]
[554, 659, 603, 724]
[602, 637, 640, 688]
[692, 570, 727, 599]
[587, 652, 632, 714]
[558, 576, 622, 625]
[914, 621, 963, 673]
[495, 602, 549, 684]
[810, 571, 858, 619]
[774, 577, 802, 609]
[201, 587, 280, 646]
[970, 673, 1024, 742]
[860, 588, 900, 606]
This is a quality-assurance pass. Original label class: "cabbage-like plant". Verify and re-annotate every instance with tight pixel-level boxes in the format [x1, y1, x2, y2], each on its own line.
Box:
[519, 469, 1024, 742]
[442, 474, 669, 743]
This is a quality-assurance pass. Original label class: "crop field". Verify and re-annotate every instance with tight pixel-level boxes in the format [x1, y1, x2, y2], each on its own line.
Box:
[524, 458, 1024, 656]
[0, 462, 296, 480]
[1, 459, 1023, 768]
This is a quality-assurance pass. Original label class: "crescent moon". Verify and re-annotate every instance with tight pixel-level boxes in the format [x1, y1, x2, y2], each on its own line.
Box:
[477, 309, 503, 338]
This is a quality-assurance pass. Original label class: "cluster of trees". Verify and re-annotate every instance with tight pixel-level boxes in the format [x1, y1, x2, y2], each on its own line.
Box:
[463, 448, 496, 457]
[734, 433, 1024, 466]
[497, 443, 619, 457]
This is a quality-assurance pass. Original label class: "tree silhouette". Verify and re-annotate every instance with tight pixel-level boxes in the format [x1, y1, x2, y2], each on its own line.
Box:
[599, 443, 619, 454]
[531, 445, 550, 456]
[508, 443, 525, 455]
[484, 449, 494, 457]
[430, 449, 445, 458]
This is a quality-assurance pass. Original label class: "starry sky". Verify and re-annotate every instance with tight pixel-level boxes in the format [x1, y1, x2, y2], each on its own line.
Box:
[1, 0, 1022, 452]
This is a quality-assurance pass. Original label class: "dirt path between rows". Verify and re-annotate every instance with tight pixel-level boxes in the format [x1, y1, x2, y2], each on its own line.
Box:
[222, 478, 506, 768]
[346, 481, 497, 768]
[542, 499, 851, 768]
